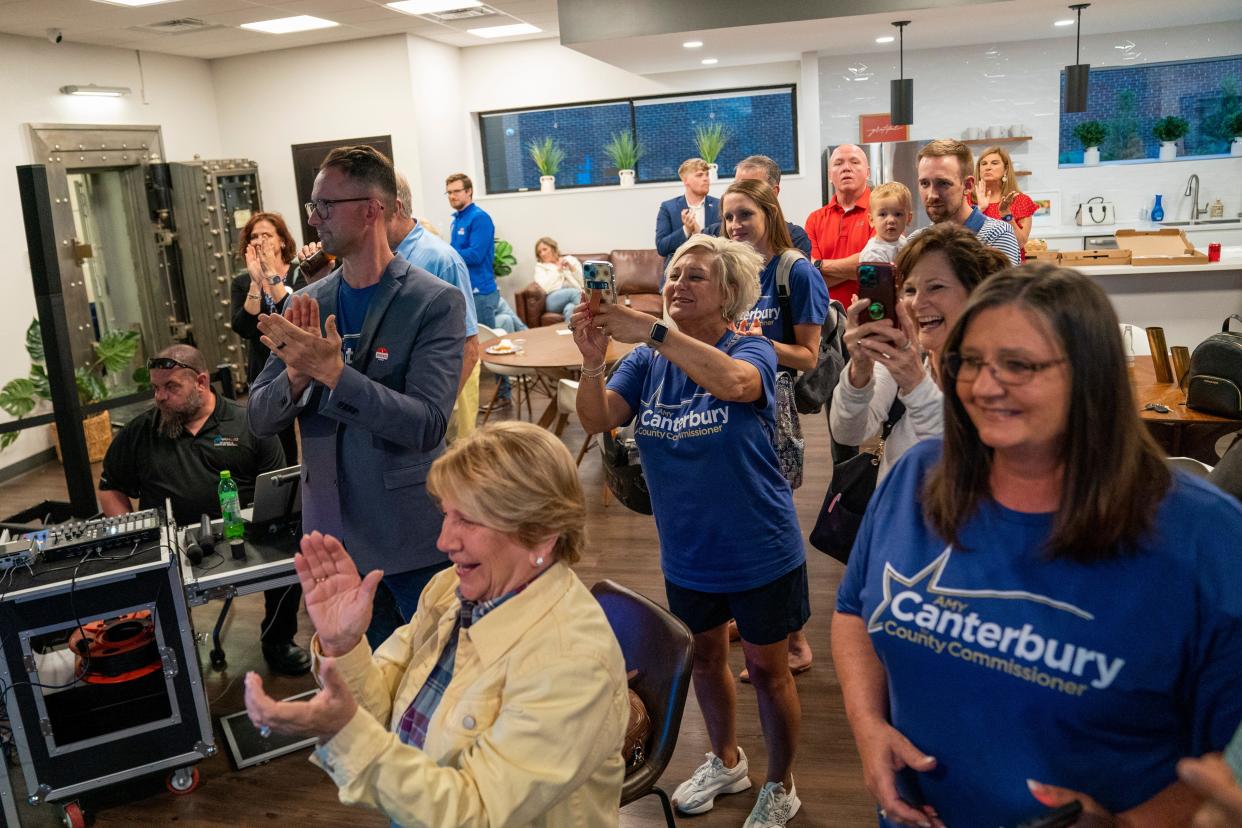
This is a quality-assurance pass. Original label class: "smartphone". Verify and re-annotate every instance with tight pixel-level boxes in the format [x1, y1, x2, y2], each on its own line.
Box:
[583, 260, 617, 313]
[1013, 801, 1083, 828]
[857, 261, 899, 328]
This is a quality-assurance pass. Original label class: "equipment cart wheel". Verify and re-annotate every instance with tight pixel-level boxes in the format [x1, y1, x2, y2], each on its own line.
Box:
[166, 766, 200, 795]
[62, 801, 86, 828]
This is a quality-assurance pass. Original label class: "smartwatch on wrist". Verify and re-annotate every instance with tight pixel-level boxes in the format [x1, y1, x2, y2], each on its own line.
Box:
[646, 320, 669, 349]
[265, 273, 283, 285]
[812, 259, 823, 271]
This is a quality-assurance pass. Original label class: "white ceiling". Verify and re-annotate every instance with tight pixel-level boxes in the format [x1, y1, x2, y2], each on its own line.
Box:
[0, 0, 1237, 66]
[0, 0, 559, 58]
[569, 0, 1242, 76]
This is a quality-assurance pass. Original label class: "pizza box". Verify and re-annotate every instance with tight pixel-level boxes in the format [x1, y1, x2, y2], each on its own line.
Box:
[1025, 248, 1061, 263]
[1115, 228, 1208, 266]
[1059, 248, 1132, 267]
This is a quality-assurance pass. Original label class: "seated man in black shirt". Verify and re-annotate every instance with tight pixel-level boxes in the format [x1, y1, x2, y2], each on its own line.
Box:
[97, 345, 309, 676]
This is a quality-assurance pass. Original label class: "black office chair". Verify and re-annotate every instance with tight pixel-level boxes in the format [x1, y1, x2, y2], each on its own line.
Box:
[590, 579, 694, 827]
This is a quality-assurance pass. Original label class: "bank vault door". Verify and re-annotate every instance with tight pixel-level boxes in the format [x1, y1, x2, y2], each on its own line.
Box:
[27, 124, 177, 373]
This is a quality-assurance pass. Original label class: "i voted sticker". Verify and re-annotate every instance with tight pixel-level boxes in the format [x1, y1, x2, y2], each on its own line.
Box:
[375, 347, 389, 362]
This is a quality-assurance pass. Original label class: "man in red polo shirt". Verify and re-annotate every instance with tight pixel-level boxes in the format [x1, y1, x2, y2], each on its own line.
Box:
[805, 144, 874, 304]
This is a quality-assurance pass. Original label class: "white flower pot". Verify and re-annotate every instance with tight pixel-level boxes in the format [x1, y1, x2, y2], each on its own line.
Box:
[540, 175, 556, 193]
[1158, 141, 1177, 161]
[1232, 138, 1242, 157]
[618, 169, 636, 187]
[1083, 146, 1100, 166]
[708, 163, 718, 182]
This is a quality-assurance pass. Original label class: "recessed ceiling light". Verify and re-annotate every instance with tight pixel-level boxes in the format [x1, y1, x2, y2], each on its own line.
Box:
[60, 84, 131, 97]
[701, 58, 718, 65]
[875, 36, 895, 43]
[467, 22, 541, 38]
[683, 40, 703, 49]
[386, 0, 482, 14]
[240, 15, 339, 34]
[91, 0, 180, 6]
[1054, 18, 1076, 26]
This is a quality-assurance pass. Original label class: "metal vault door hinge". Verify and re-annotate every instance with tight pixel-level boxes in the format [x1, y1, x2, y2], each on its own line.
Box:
[71, 238, 93, 265]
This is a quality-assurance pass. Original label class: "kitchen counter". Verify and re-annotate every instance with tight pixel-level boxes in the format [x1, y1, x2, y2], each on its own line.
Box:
[1033, 220, 1242, 239]
[1074, 255, 1242, 276]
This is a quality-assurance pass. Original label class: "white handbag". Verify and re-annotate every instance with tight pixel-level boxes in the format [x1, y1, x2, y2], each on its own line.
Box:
[1075, 196, 1116, 226]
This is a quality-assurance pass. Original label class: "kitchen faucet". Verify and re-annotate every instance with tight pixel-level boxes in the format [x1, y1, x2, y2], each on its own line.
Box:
[1184, 174, 1208, 224]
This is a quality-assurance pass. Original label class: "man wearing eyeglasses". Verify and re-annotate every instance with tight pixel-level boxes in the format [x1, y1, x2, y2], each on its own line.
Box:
[97, 345, 309, 675]
[248, 145, 465, 648]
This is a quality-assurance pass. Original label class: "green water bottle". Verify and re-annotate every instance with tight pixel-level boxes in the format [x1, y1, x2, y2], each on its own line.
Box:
[218, 470, 244, 541]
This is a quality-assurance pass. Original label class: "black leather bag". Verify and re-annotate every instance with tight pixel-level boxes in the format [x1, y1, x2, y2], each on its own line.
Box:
[1185, 315, 1242, 419]
[809, 400, 905, 564]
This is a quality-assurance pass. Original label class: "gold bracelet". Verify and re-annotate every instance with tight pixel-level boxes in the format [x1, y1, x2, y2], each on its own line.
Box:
[579, 363, 607, 378]
[247, 292, 261, 300]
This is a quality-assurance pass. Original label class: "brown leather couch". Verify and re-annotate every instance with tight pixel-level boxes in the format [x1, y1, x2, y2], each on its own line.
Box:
[516, 249, 665, 328]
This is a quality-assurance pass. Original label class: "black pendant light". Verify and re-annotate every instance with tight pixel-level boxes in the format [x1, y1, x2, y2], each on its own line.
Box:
[1064, 3, 1091, 113]
[890, 21, 913, 125]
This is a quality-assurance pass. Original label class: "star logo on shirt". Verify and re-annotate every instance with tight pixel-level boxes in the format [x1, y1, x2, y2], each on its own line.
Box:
[866, 548, 1094, 634]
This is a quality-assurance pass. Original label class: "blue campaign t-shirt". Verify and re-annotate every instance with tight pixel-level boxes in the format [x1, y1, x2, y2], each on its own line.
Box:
[738, 255, 829, 348]
[336, 279, 380, 364]
[607, 332, 804, 592]
[837, 439, 1242, 827]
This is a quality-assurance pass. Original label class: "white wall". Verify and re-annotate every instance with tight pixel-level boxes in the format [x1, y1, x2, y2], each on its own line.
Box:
[211, 35, 423, 247]
[403, 35, 470, 223]
[0, 33, 221, 468]
[816, 21, 1242, 227]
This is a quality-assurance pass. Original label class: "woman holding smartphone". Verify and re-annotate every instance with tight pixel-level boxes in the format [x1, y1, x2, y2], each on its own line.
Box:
[832, 265, 1242, 826]
[830, 224, 1007, 479]
[574, 234, 806, 828]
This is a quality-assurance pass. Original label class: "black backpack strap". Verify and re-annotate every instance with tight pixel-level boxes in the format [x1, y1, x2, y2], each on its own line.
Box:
[881, 398, 906, 440]
[773, 249, 803, 346]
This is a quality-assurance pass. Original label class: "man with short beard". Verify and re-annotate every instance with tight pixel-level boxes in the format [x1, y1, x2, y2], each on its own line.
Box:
[97, 345, 308, 675]
[912, 139, 1021, 266]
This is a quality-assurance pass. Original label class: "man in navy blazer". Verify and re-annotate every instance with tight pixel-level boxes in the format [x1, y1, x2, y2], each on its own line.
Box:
[249, 146, 465, 648]
[656, 157, 720, 270]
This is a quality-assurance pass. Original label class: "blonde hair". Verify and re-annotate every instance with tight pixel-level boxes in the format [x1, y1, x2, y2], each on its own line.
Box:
[975, 145, 1024, 207]
[427, 422, 586, 565]
[534, 236, 561, 260]
[917, 139, 974, 182]
[870, 181, 913, 214]
[665, 234, 763, 323]
[678, 157, 710, 178]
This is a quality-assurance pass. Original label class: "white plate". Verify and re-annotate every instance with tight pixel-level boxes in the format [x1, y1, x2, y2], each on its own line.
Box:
[485, 345, 521, 355]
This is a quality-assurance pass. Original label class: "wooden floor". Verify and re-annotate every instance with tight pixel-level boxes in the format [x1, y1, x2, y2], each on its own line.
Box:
[0, 384, 875, 827]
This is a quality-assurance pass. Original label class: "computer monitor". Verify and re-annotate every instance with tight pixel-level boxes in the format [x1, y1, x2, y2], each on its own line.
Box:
[247, 465, 301, 527]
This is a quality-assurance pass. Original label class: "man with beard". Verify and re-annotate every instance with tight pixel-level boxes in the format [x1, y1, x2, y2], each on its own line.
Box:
[248, 145, 464, 648]
[97, 345, 307, 675]
[913, 139, 1021, 266]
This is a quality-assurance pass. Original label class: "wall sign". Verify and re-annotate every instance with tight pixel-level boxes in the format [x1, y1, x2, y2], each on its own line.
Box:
[859, 113, 910, 144]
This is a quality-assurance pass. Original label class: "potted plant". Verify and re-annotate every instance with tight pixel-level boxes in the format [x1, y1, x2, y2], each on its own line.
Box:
[1073, 120, 1108, 166]
[694, 123, 728, 181]
[528, 137, 565, 193]
[1230, 112, 1242, 157]
[0, 320, 143, 460]
[602, 130, 644, 187]
[493, 239, 517, 277]
[1152, 116, 1189, 161]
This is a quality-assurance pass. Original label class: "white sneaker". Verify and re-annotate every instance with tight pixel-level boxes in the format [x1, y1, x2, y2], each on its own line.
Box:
[743, 778, 802, 827]
[671, 748, 752, 815]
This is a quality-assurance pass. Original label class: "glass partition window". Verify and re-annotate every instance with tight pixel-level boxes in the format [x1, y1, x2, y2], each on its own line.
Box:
[1058, 55, 1242, 165]
[479, 85, 798, 194]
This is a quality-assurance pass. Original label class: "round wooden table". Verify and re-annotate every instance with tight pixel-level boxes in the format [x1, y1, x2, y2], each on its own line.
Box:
[480, 323, 637, 428]
[1133, 355, 1240, 462]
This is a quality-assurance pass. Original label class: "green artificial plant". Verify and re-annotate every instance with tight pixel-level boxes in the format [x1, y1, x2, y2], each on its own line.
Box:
[527, 137, 565, 177]
[1073, 120, 1108, 148]
[1152, 116, 1190, 143]
[694, 123, 728, 165]
[602, 130, 645, 171]
[493, 240, 517, 277]
[0, 319, 143, 449]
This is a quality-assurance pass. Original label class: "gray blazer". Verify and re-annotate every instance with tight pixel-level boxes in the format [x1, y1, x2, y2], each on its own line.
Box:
[247, 256, 466, 575]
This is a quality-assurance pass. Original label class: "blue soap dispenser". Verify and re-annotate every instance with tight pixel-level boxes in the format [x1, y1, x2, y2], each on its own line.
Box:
[1151, 194, 1165, 223]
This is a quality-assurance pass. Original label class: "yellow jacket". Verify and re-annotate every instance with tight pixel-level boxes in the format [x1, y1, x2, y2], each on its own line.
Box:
[310, 561, 628, 827]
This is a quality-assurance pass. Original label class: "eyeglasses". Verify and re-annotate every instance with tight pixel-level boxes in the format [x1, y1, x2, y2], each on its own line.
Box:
[944, 353, 1066, 386]
[304, 197, 374, 220]
[147, 357, 198, 373]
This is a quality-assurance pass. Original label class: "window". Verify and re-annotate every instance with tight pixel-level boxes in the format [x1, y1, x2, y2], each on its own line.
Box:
[1058, 55, 1242, 165]
[478, 85, 798, 194]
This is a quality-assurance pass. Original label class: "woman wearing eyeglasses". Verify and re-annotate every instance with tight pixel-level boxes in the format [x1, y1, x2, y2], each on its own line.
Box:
[832, 265, 1242, 827]
[231, 212, 306, 461]
[830, 224, 1008, 480]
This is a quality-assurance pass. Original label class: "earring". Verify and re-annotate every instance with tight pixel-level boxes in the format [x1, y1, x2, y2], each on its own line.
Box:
[534, 556, 544, 567]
